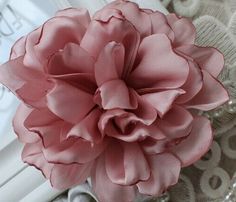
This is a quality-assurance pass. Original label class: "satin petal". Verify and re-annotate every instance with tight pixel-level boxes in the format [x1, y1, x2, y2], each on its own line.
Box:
[137, 153, 181, 196]
[50, 162, 93, 190]
[13, 104, 39, 143]
[105, 141, 150, 185]
[67, 108, 103, 143]
[46, 80, 95, 124]
[56, 8, 91, 28]
[142, 89, 185, 117]
[171, 116, 213, 167]
[156, 105, 193, 139]
[94, 80, 138, 110]
[129, 34, 189, 90]
[43, 138, 106, 164]
[95, 42, 125, 86]
[10, 36, 26, 59]
[186, 70, 229, 111]
[0, 57, 52, 107]
[92, 156, 136, 202]
[176, 44, 224, 77]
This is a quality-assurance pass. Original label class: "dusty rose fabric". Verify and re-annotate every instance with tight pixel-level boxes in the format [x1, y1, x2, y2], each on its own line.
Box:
[0, 1, 229, 202]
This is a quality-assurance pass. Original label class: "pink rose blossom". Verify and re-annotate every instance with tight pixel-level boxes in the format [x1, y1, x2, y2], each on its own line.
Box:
[0, 1, 229, 201]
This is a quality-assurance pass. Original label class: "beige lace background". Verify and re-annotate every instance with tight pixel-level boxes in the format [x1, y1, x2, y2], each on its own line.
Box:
[53, 0, 236, 201]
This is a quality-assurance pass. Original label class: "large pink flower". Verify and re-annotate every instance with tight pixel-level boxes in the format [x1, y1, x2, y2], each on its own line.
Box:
[0, 1, 229, 202]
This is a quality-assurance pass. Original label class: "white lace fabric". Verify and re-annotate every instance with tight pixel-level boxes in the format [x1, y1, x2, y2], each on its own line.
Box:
[51, 0, 236, 201]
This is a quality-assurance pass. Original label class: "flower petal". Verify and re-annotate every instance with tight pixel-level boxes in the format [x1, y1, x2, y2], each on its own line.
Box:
[176, 61, 203, 103]
[97, 0, 152, 37]
[92, 156, 136, 202]
[46, 80, 95, 124]
[13, 104, 39, 143]
[105, 141, 150, 185]
[129, 34, 189, 90]
[67, 108, 103, 143]
[56, 8, 91, 28]
[43, 138, 106, 164]
[50, 162, 93, 190]
[185, 70, 229, 111]
[166, 14, 196, 46]
[142, 89, 185, 117]
[94, 80, 138, 110]
[34, 16, 86, 65]
[22, 142, 54, 179]
[176, 44, 224, 77]
[0, 57, 52, 107]
[137, 153, 181, 196]
[47, 43, 95, 75]
[10, 36, 26, 59]
[95, 42, 125, 86]
[156, 105, 193, 139]
[81, 10, 140, 76]
[171, 116, 213, 167]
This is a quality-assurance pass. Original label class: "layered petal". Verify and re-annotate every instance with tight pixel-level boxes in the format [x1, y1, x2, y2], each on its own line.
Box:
[0, 57, 52, 107]
[13, 104, 39, 143]
[105, 141, 150, 185]
[176, 44, 224, 77]
[94, 80, 138, 110]
[50, 162, 93, 190]
[22, 142, 54, 178]
[92, 156, 136, 202]
[142, 89, 185, 117]
[171, 116, 213, 167]
[166, 14, 196, 46]
[129, 34, 189, 90]
[81, 9, 140, 76]
[95, 42, 125, 86]
[10, 36, 26, 59]
[137, 153, 181, 196]
[56, 8, 91, 28]
[43, 138, 106, 164]
[47, 43, 95, 75]
[155, 105, 193, 139]
[186, 70, 229, 111]
[67, 108, 103, 143]
[46, 80, 95, 124]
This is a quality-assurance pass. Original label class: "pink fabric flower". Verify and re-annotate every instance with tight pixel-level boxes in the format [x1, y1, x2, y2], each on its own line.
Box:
[0, 1, 229, 201]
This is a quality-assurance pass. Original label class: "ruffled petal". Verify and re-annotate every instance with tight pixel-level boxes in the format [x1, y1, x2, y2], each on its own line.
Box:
[141, 138, 167, 155]
[43, 138, 106, 164]
[50, 162, 93, 190]
[171, 116, 213, 167]
[176, 44, 224, 77]
[0, 57, 52, 107]
[185, 70, 229, 111]
[67, 108, 103, 143]
[97, 0, 152, 37]
[81, 10, 140, 76]
[176, 61, 203, 103]
[137, 153, 181, 196]
[105, 141, 150, 185]
[142, 89, 185, 117]
[10, 36, 26, 59]
[129, 34, 189, 90]
[56, 8, 91, 28]
[92, 156, 136, 202]
[13, 104, 39, 143]
[47, 43, 95, 75]
[166, 14, 196, 46]
[94, 80, 138, 110]
[22, 142, 54, 179]
[23, 107, 66, 148]
[33, 16, 86, 65]
[46, 80, 95, 124]
[95, 42, 125, 86]
[156, 105, 193, 139]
